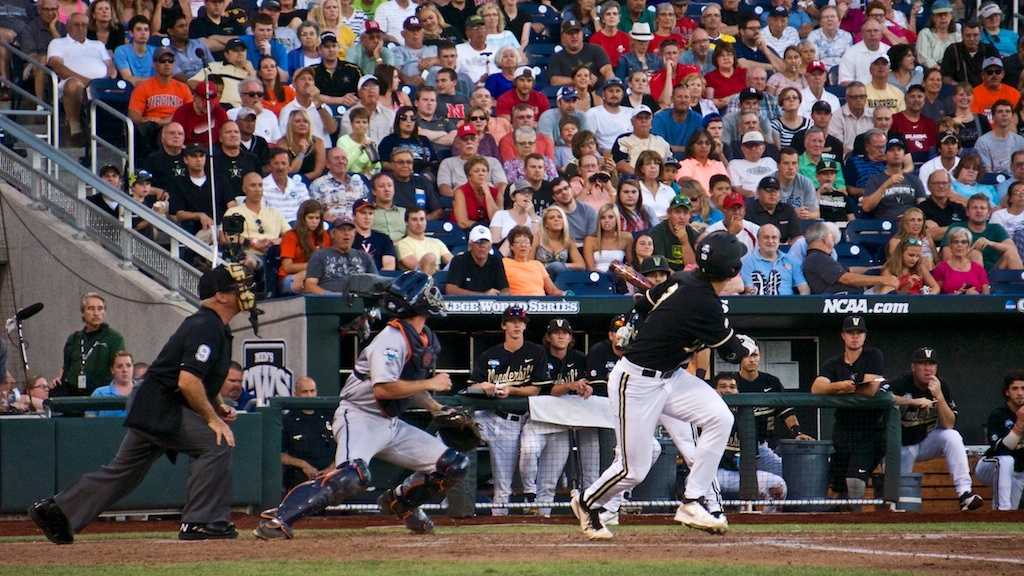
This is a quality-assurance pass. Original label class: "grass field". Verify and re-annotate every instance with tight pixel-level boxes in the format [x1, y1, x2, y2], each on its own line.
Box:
[1, 522, 1022, 576]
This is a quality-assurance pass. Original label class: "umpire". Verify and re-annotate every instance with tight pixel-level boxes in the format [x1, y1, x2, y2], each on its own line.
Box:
[30, 264, 255, 543]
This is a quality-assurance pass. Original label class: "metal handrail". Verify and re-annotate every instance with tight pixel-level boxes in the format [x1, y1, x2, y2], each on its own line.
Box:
[0, 40, 59, 148]
[89, 98, 136, 177]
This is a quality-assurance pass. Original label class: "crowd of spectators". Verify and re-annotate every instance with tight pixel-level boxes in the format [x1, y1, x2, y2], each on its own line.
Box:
[4, 0, 1024, 296]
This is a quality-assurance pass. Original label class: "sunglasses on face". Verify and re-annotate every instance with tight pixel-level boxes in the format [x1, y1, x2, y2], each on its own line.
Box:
[399, 115, 416, 121]
[243, 91, 264, 97]
[469, 116, 487, 121]
[904, 237, 923, 247]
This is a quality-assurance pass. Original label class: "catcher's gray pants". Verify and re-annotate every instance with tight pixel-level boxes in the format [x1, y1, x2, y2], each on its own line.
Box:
[475, 410, 526, 515]
[975, 456, 1024, 510]
[900, 427, 973, 496]
[332, 404, 448, 473]
[54, 406, 232, 533]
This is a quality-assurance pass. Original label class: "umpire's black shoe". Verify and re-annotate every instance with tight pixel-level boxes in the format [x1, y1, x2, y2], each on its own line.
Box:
[178, 521, 239, 541]
[29, 498, 73, 545]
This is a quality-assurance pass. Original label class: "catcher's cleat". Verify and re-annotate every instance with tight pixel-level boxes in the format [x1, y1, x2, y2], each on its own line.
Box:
[569, 491, 612, 541]
[404, 507, 434, 534]
[29, 498, 73, 545]
[379, 490, 434, 534]
[253, 517, 294, 540]
[675, 497, 728, 534]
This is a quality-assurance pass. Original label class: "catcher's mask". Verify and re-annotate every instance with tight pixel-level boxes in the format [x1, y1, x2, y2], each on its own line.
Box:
[384, 271, 446, 319]
[198, 263, 262, 333]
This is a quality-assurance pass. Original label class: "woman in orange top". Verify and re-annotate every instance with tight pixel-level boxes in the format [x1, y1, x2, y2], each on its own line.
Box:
[259, 56, 295, 116]
[677, 129, 728, 196]
[503, 226, 564, 296]
[278, 199, 331, 294]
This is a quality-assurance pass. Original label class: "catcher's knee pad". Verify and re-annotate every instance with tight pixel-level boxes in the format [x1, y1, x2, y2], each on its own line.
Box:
[436, 448, 470, 482]
[275, 459, 370, 527]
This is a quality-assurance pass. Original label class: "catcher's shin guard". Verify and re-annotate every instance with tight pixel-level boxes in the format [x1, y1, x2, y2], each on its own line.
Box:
[378, 449, 469, 533]
[256, 459, 370, 539]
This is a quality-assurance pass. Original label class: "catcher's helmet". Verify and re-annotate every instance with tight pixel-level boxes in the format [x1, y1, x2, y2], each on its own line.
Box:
[695, 231, 747, 281]
[384, 271, 446, 318]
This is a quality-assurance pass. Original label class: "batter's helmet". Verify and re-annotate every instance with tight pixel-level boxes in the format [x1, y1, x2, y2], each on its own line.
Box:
[695, 231, 747, 281]
[384, 271, 446, 318]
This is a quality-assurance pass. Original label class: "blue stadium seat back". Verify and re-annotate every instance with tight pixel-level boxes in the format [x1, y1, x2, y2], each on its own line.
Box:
[979, 172, 1009, 186]
[448, 243, 468, 256]
[533, 68, 550, 91]
[426, 219, 451, 234]
[687, 2, 713, 18]
[88, 78, 133, 106]
[425, 221, 468, 248]
[989, 270, 1024, 294]
[824, 84, 846, 100]
[542, 84, 561, 103]
[438, 195, 453, 211]
[433, 270, 448, 293]
[845, 219, 894, 246]
[521, 4, 561, 27]
[148, 35, 171, 47]
[835, 241, 876, 267]
[398, 84, 416, 104]
[555, 270, 615, 295]
[526, 43, 557, 67]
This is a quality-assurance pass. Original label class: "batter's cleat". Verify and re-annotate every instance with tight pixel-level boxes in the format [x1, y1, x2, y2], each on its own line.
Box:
[253, 517, 294, 540]
[675, 498, 728, 534]
[569, 491, 613, 540]
[29, 498, 73, 545]
[178, 521, 238, 541]
[959, 492, 983, 511]
[599, 509, 620, 526]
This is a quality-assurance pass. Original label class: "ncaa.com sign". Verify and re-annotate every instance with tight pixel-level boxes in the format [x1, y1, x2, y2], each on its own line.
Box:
[821, 298, 909, 314]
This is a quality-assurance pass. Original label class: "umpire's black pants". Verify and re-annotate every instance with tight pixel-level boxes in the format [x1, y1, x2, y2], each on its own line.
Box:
[54, 405, 233, 533]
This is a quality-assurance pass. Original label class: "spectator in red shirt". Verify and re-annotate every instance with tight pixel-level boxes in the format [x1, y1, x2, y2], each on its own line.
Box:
[590, 1, 630, 69]
[649, 2, 686, 54]
[705, 42, 747, 111]
[671, 0, 699, 42]
[650, 40, 699, 108]
[498, 104, 556, 162]
[172, 80, 230, 148]
[496, 67, 550, 120]
[892, 84, 938, 163]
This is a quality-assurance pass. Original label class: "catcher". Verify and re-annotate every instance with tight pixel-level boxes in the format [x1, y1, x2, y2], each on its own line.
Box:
[255, 271, 481, 539]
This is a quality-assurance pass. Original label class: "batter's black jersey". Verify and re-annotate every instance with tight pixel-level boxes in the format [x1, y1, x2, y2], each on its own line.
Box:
[544, 349, 587, 395]
[124, 307, 233, 438]
[471, 341, 551, 393]
[736, 371, 794, 440]
[585, 340, 620, 397]
[818, 347, 887, 434]
[282, 410, 337, 488]
[984, 404, 1024, 471]
[626, 272, 734, 372]
[888, 374, 957, 447]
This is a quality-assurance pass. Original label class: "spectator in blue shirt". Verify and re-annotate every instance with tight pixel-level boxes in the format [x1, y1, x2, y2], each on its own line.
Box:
[88, 351, 135, 418]
[163, 12, 214, 82]
[113, 15, 156, 85]
[741, 224, 810, 295]
[240, 13, 289, 80]
[652, 84, 703, 160]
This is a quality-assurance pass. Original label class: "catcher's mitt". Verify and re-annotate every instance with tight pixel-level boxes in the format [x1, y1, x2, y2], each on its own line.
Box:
[432, 407, 484, 452]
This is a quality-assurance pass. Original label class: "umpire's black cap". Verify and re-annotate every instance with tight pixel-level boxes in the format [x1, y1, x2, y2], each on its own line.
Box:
[502, 305, 528, 323]
[546, 318, 573, 334]
[842, 315, 867, 333]
[198, 265, 240, 299]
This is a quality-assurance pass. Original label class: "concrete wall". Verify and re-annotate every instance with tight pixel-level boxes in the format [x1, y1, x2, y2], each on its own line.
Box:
[228, 295, 308, 378]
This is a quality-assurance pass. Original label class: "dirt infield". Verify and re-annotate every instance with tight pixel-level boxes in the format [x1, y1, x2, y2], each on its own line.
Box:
[2, 513, 1023, 575]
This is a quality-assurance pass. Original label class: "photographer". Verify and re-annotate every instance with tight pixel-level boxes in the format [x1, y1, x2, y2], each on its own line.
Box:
[222, 172, 289, 271]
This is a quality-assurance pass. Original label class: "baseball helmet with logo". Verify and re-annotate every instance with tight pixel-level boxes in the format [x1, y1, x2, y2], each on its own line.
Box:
[695, 231, 747, 281]
[384, 271, 446, 318]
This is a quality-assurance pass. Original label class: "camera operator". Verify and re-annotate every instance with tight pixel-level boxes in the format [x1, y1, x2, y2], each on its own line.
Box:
[222, 171, 289, 271]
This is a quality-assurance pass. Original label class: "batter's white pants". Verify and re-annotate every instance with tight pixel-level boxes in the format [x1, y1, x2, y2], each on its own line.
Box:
[475, 410, 526, 515]
[333, 405, 449, 472]
[717, 469, 788, 500]
[582, 358, 733, 510]
[975, 456, 1024, 510]
[900, 427, 973, 496]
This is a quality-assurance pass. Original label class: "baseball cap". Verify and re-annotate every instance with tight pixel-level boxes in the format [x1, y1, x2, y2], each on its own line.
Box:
[502, 304, 528, 322]
[932, 0, 953, 14]
[153, 47, 175, 61]
[872, 54, 890, 65]
[557, 86, 579, 101]
[638, 255, 672, 275]
[983, 56, 1004, 70]
[739, 87, 762, 101]
[331, 214, 356, 229]
[631, 104, 653, 118]
[770, 5, 788, 17]
[911, 346, 939, 364]
[807, 60, 828, 74]
[842, 315, 867, 333]
[630, 22, 654, 42]
[457, 123, 478, 139]
[757, 176, 780, 190]
[261, 0, 282, 11]
[702, 113, 722, 127]
[357, 74, 380, 90]
[198, 265, 243, 299]
[939, 131, 960, 144]
[601, 77, 625, 92]
[811, 100, 833, 114]
[741, 131, 765, 145]
[885, 137, 906, 152]
[562, 19, 583, 33]
[403, 16, 423, 31]
[816, 158, 838, 173]
[468, 225, 491, 243]
[353, 198, 375, 213]
[466, 14, 484, 28]
[320, 32, 338, 45]
[979, 2, 1002, 18]
[225, 37, 246, 51]
[364, 20, 383, 34]
[235, 107, 258, 119]
[668, 194, 692, 211]
[184, 143, 207, 156]
[664, 156, 681, 167]
[514, 66, 534, 80]
[129, 169, 153, 185]
[99, 163, 120, 177]
[512, 181, 534, 194]
[722, 192, 745, 209]
[546, 318, 573, 334]
[193, 80, 217, 99]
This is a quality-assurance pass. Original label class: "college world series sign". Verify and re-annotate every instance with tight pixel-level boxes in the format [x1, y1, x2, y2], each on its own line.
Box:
[443, 299, 582, 315]
[242, 339, 294, 407]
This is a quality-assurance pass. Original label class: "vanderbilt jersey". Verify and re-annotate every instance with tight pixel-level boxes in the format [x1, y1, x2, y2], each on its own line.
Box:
[888, 373, 957, 447]
[471, 341, 552, 393]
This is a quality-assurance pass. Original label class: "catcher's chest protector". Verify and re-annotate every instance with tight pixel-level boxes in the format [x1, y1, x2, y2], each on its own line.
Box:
[378, 319, 441, 417]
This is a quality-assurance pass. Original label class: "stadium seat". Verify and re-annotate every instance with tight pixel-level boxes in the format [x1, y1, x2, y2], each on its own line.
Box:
[844, 219, 894, 260]
[979, 172, 1009, 186]
[988, 270, 1024, 294]
[555, 270, 615, 295]
[426, 220, 467, 249]
[525, 42, 557, 68]
[835, 241, 878, 267]
[687, 2, 713, 17]
[433, 270, 448, 293]
[86, 78, 134, 154]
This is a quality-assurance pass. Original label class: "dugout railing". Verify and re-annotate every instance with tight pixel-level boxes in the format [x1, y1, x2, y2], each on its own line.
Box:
[24, 393, 901, 516]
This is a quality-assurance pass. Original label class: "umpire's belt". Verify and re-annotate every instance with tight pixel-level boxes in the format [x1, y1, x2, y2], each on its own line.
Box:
[494, 411, 523, 422]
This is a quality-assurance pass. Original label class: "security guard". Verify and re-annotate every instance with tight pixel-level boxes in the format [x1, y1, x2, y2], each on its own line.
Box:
[30, 264, 257, 544]
[281, 376, 337, 491]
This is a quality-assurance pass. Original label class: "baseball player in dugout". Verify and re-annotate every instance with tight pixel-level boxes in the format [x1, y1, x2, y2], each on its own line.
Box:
[571, 231, 758, 541]
[812, 316, 887, 507]
[888, 347, 984, 511]
[30, 264, 258, 544]
[256, 271, 473, 539]
[713, 373, 787, 503]
[465, 305, 551, 516]
[975, 370, 1024, 510]
[280, 377, 337, 491]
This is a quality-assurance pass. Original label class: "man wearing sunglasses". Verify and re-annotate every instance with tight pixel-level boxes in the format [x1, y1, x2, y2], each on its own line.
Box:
[223, 171, 289, 271]
[229, 79, 282, 143]
[128, 48, 193, 156]
[971, 57, 1021, 119]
